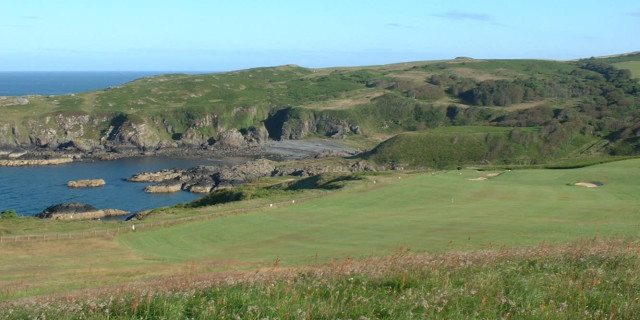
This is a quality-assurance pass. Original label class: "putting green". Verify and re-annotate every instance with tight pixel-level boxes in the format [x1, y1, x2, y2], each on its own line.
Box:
[119, 159, 640, 266]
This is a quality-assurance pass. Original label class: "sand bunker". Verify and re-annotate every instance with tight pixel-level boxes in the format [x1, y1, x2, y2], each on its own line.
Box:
[469, 171, 504, 181]
[574, 182, 603, 188]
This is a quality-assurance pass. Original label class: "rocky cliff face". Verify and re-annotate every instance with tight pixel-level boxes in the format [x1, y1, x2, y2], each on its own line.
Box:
[1, 111, 276, 156]
[264, 108, 361, 141]
[1, 101, 362, 159]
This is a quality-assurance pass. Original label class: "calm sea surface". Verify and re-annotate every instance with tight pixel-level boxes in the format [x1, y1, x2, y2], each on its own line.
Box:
[0, 71, 206, 96]
[0, 71, 227, 217]
[0, 157, 241, 217]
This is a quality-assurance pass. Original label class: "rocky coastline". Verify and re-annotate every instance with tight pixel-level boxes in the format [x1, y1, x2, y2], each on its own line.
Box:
[3, 138, 367, 219]
[0, 134, 360, 167]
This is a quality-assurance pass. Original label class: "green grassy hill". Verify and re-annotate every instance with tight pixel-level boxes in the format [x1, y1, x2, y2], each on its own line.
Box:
[364, 126, 612, 169]
[1, 54, 639, 164]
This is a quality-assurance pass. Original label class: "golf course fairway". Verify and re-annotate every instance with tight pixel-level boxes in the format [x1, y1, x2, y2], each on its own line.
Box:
[118, 159, 640, 266]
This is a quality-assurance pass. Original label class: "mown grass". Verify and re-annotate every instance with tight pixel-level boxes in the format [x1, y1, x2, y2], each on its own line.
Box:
[119, 159, 640, 265]
[3, 238, 639, 319]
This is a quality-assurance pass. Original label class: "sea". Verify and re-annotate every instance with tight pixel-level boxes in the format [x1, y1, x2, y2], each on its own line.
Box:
[0, 71, 192, 96]
[0, 71, 225, 217]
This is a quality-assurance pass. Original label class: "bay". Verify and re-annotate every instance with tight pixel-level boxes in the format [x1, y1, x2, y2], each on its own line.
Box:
[0, 157, 241, 217]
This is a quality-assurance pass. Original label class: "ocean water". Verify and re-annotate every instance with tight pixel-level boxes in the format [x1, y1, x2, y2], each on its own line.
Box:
[0, 157, 242, 217]
[0, 71, 184, 96]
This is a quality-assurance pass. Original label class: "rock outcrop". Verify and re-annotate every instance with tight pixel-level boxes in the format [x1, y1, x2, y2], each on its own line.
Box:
[130, 159, 276, 194]
[67, 179, 106, 188]
[36, 202, 129, 220]
[127, 169, 182, 182]
[273, 160, 376, 177]
[215, 158, 275, 188]
[144, 180, 183, 193]
[0, 157, 73, 166]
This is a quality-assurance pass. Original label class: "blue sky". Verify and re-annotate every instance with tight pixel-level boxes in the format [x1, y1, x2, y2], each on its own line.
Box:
[1, 0, 639, 71]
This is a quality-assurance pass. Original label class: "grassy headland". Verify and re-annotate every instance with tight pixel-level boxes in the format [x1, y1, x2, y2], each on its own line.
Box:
[1, 54, 639, 166]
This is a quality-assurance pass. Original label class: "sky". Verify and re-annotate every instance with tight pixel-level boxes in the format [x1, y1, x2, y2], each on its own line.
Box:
[1, 0, 639, 71]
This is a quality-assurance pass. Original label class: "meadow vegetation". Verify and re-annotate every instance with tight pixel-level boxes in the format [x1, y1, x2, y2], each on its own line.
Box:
[3, 239, 639, 319]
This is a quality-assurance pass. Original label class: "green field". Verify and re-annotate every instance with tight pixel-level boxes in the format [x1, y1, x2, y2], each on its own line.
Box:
[614, 61, 640, 79]
[118, 159, 640, 266]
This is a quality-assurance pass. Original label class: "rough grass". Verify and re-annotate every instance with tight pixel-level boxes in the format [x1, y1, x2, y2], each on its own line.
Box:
[365, 126, 547, 168]
[3, 238, 640, 319]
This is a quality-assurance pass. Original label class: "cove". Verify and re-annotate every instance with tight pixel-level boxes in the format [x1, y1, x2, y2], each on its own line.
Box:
[0, 156, 245, 217]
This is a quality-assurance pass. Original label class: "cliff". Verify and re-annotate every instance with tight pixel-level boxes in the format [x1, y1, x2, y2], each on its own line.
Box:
[1, 58, 638, 164]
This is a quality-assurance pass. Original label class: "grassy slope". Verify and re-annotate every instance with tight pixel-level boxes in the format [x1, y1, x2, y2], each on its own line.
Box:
[5, 239, 640, 319]
[365, 126, 602, 168]
[614, 61, 640, 79]
[0, 58, 609, 137]
[119, 159, 640, 265]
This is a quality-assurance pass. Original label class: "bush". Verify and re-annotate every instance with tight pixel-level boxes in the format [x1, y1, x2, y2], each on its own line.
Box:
[0, 209, 18, 219]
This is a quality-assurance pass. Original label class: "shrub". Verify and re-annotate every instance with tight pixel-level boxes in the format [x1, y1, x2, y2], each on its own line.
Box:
[0, 209, 18, 219]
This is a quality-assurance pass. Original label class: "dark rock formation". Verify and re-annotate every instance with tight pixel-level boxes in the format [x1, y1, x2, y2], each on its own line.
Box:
[36, 202, 130, 220]
[129, 159, 276, 194]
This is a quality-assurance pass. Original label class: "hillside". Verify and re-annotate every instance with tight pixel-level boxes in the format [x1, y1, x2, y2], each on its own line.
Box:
[0, 55, 639, 165]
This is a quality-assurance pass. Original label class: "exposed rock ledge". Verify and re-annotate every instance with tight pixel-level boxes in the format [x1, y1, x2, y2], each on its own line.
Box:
[67, 179, 106, 188]
[0, 157, 73, 166]
[127, 170, 181, 182]
[144, 181, 183, 193]
[36, 202, 129, 220]
[131, 159, 276, 194]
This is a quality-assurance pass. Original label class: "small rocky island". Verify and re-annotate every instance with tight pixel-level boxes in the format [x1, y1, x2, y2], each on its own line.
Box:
[67, 179, 106, 188]
[36, 202, 129, 220]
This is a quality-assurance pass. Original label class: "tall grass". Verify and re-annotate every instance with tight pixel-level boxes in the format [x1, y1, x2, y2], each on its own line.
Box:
[2, 238, 639, 319]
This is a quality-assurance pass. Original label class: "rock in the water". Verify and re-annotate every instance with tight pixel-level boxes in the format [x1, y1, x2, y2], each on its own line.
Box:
[184, 177, 216, 193]
[0, 157, 73, 166]
[102, 209, 131, 217]
[36, 202, 129, 220]
[37, 202, 101, 220]
[127, 169, 182, 182]
[144, 180, 183, 193]
[67, 179, 106, 188]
